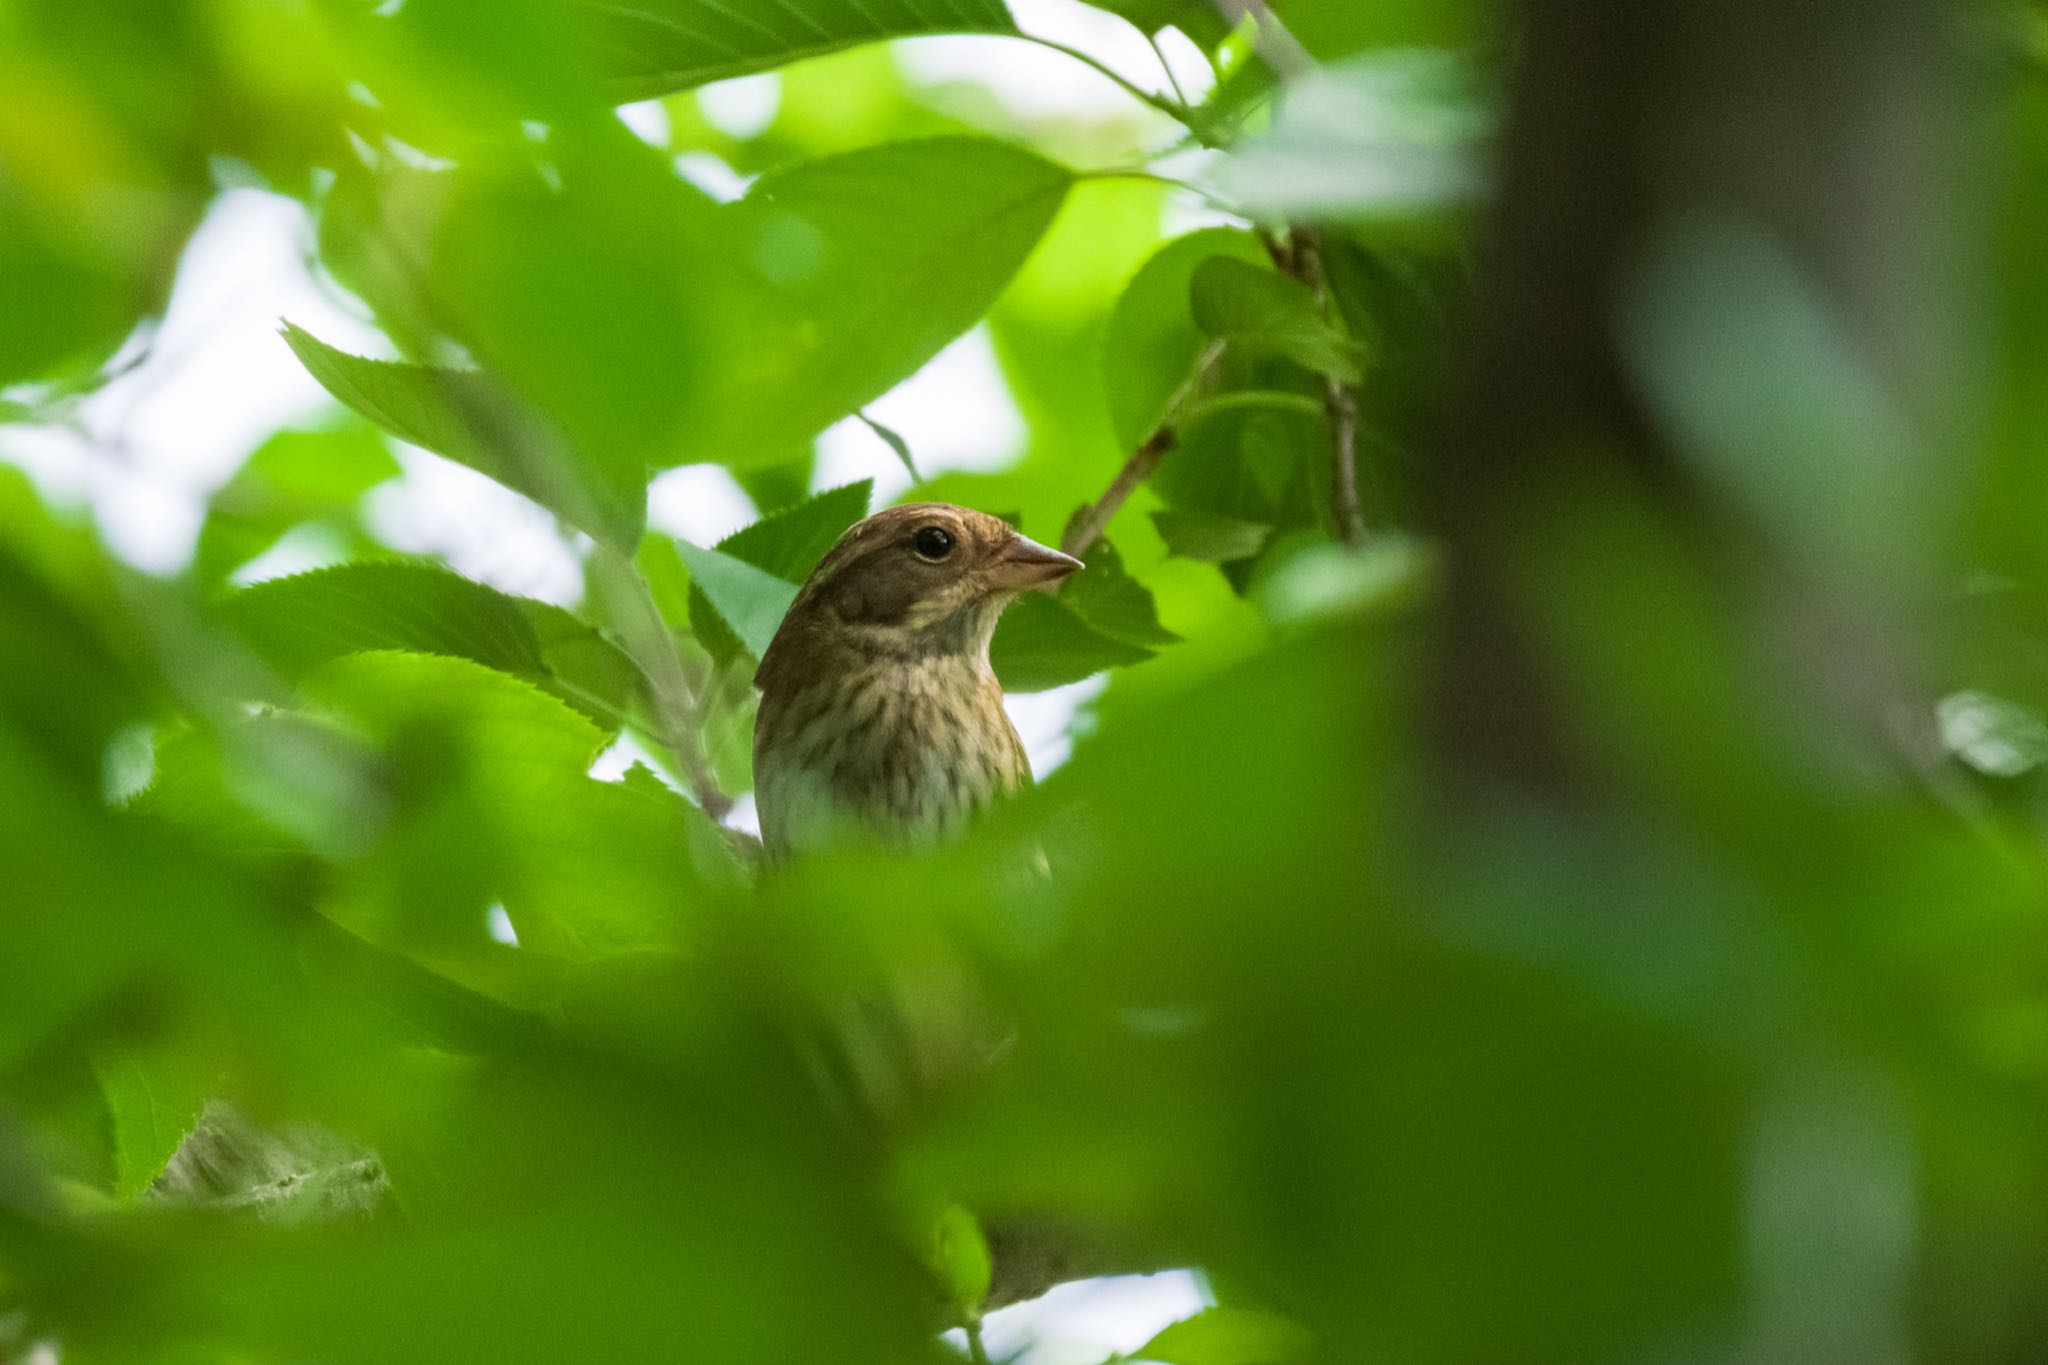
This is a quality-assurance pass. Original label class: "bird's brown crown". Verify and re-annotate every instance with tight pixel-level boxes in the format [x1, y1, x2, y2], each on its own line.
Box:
[755, 503, 1079, 695]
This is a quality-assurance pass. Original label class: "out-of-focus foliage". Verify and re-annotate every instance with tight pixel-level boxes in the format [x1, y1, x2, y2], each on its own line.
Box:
[5, 1, 2048, 1363]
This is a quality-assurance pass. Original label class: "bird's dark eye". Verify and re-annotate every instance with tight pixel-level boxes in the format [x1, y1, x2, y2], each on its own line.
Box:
[913, 526, 955, 561]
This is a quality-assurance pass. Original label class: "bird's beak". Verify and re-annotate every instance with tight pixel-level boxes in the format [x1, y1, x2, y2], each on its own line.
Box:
[988, 532, 1083, 592]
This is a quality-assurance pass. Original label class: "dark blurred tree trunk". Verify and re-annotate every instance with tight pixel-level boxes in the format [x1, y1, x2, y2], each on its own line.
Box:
[1433, 0, 1962, 794]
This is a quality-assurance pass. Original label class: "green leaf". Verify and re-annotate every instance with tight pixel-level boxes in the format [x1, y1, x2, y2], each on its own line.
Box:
[687, 482, 872, 662]
[702, 138, 1073, 464]
[95, 1043, 210, 1202]
[857, 413, 923, 481]
[1153, 510, 1275, 562]
[1135, 1307, 1315, 1365]
[674, 541, 800, 661]
[194, 420, 400, 586]
[1062, 538, 1180, 647]
[990, 592, 1155, 693]
[1215, 50, 1492, 223]
[281, 324, 645, 549]
[718, 481, 873, 582]
[306, 653, 720, 959]
[220, 562, 548, 680]
[1104, 229, 1272, 450]
[925, 1204, 993, 1314]
[1190, 257, 1365, 382]
[583, 0, 1018, 100]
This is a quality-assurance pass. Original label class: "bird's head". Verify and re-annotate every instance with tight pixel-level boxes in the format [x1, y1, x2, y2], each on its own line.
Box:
[756, 503, 1081, 691]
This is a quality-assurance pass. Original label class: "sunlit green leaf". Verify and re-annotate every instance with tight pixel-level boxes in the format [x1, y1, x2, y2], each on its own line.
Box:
[702, 138, 1073, 463]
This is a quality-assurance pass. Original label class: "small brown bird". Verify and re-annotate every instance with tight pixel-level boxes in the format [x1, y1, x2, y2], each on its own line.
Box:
[753, 503, 1081, 860]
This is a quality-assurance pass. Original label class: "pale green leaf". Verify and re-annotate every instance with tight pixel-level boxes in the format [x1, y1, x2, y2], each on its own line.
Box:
[1938, 690, 2048, 777]
[687, 482, 871, 662]
[675, 541, 800, 661]
[1215, 50, 1492, 222]
[701, 138, 1073, 464]
[281, 324, 646, 549]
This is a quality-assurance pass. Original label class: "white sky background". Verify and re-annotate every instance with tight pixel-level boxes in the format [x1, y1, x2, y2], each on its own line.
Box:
[0, 7, 1212, 1352]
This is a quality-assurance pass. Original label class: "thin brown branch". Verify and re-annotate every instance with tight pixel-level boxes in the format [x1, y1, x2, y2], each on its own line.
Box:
[1060, 426, 1177, 562]
[1061, 340, 1226, 561]
[1285, 227, 1368, 546]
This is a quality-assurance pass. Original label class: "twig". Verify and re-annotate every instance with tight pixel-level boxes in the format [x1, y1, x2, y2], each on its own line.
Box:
[589, 545, 734, 820]
[1016, 34, 1189, 124]
[963, 1318, 993, 1365]
[1283, 227, 1368, 546]
[1062, 340, 1226, 561]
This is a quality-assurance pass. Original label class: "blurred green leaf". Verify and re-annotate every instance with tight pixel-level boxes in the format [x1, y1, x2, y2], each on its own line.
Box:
[305, 652, 720, 958]
[703, 138, 1073, 462]
[1105, 229, 1271, 450]
[1153, 510, 1275, 562]
[926, 1203, 993, 1314]
[674, 540, 800, 662]
[1190, 257, 1364, 382]
[1937, 690, 2048, 778]
[1269, 0, 1478, 57]
[1135, 1306, 1315, 1365]
[220, 563, 548, 680]
[282, 324, 644, 548]
[990, 591, 1155, 692]
[586, 0, 1019, 99]
[1214, 51, 1491, 224]
[194, 421, 400, 587]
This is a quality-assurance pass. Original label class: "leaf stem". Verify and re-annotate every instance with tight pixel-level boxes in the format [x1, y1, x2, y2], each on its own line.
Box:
[589, 544, 734, 820]
[1147, 31, 1192, 107]
[1017, 34, 1192, 126]
[963, 1318, 993, 1365]
[1074, 168, 1249, 218]
[1282, 227, 1368, 546]
[1184, 389, 1326, 426]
